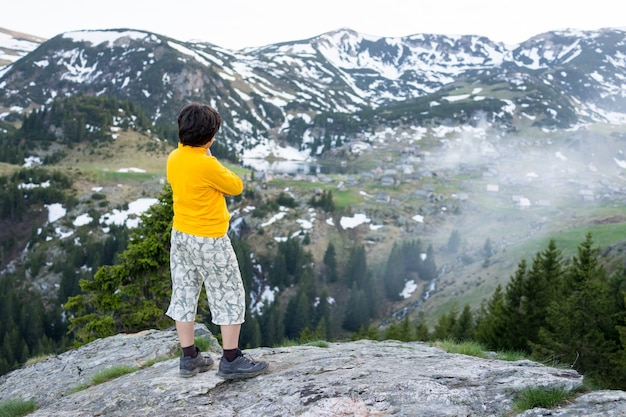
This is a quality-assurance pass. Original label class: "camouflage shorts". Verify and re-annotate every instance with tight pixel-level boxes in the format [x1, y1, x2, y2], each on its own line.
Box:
[166, 230, 245, 325]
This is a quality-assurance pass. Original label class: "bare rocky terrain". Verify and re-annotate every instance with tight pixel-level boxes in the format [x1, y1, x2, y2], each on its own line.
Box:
[2, 324, 626, 416]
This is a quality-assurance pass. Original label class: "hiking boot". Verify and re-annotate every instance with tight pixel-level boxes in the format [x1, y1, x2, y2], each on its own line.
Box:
[179, 347, 214, 378]
[217, 350, 268, 380]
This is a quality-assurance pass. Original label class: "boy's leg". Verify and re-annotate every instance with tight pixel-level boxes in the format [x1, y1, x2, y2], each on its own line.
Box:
[176, 320, 214, 377]
[200, 235, 268, 379]
[176, 320, 195, 348]
[220, 323, 241, 350]
[167, 230, 214, 376]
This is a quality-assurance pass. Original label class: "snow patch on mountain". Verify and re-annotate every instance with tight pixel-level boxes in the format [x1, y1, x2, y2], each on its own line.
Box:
[242, 140, 311, 162]
[99, 197, 158, 229]
[62, 30, 155, 46]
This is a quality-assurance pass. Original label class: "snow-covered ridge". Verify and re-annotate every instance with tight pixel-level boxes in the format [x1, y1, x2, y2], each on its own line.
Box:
[0, 28, 44, 65]
[2, 25, 626, 160]
[61, 29, 158, 46]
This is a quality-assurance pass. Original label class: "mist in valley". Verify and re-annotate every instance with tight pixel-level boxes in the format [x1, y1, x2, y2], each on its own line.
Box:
[385, 121, 626, 321]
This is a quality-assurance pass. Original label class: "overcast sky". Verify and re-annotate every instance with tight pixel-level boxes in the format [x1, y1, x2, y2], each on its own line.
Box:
[3, 0, 624, 49]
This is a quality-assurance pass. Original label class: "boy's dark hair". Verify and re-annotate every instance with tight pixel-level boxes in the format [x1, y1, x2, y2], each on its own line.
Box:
[177, 103, 222, 147]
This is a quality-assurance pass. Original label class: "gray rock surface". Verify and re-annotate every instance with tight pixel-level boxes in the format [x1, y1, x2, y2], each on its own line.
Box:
[1, 325, 625, 416]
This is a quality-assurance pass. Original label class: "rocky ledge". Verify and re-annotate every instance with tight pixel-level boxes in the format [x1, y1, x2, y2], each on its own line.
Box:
[1, 325, 625, 416]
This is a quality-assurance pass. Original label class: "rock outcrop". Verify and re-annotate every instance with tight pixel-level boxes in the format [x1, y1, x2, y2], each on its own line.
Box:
[1, 325, 626, 416]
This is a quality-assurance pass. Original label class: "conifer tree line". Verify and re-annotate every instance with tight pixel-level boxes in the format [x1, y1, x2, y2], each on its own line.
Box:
[0, 273, 65, 375]
[364, 236, 626, 390]
[0, 226, 128, 376]
[0, 96, 150, 164]
[0, 166, 131, 374]
[0, 166, 130, 375]
[22, 95, 154, 144]
[383, 240, 437, 301]
[0, 168, 72, 221]
[0, 95, 211, 165]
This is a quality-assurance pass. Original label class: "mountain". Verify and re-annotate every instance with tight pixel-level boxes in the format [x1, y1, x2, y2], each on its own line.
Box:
[2, 27, 626, 160]
[2, 26, 626, 386]
[2, 323, 626, 416]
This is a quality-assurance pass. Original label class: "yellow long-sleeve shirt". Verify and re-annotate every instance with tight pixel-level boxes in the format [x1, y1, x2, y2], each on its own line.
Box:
[167, 143, 243, 238]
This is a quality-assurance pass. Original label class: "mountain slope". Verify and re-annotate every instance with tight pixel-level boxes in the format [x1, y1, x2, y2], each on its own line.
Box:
[2, 27, 626, 159]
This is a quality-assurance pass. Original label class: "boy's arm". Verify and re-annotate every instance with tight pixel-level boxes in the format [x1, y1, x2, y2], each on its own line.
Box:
[206, 156, 244, 196]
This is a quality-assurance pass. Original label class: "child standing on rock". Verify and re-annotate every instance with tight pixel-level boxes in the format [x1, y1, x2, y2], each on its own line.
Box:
[166, 102, 268, 379]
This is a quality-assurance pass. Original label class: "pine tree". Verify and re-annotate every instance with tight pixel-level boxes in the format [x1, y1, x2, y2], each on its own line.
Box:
[64, 186, 174, 345]
[361, 270, 378, 318]
[284, 289, 312, 339]
[383, 243, 405, 300]
[269, 253, 289, 287]
[447, 230, 462, 254]
[2, 328, 16, 366]
[311, 319, 331, 341]
[322, 242, 338, 283]
[404, 239, 423, 273]
[534, 233, 620, 386]
[260, 300, 284, 347]
[420, 245, 437, 281]
[298, 266, 317, 301]
[415, 321, 431, 341]
[313, 289, 331, 328]
[342, 283, 368, 332]
[452, 305, 475, 342]
[384, 322, 401, 341]
[19, 301, 44, 352]
[345, 245, 367, 287]
[231, 236, 255, 305]
[398, 316, 415, 341]
[475, 241, 563, 353]
[310, 189, 336, 213]
[432, 305, 458, 341]
[0, 357, 9, 375]
[616, 289, 626, 387]
[502, 259, 528, 351]
[474, 284, 508, 349]
[240, 310, 261, 349]
[0, 272, 62, 376]
[521, 241, 562, 348]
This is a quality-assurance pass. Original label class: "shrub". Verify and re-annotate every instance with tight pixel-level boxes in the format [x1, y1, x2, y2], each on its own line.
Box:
[512, 385, 576, 413]
[0, 398, 37, 417]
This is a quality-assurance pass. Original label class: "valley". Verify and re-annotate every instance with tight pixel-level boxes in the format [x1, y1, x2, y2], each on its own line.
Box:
[276, 122, 626, 307]
[3, 105, 626, 336]
[35, 117, 626, 330]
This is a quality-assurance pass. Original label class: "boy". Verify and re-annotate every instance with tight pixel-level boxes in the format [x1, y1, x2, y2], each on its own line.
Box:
[166, 102, 268, 379]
